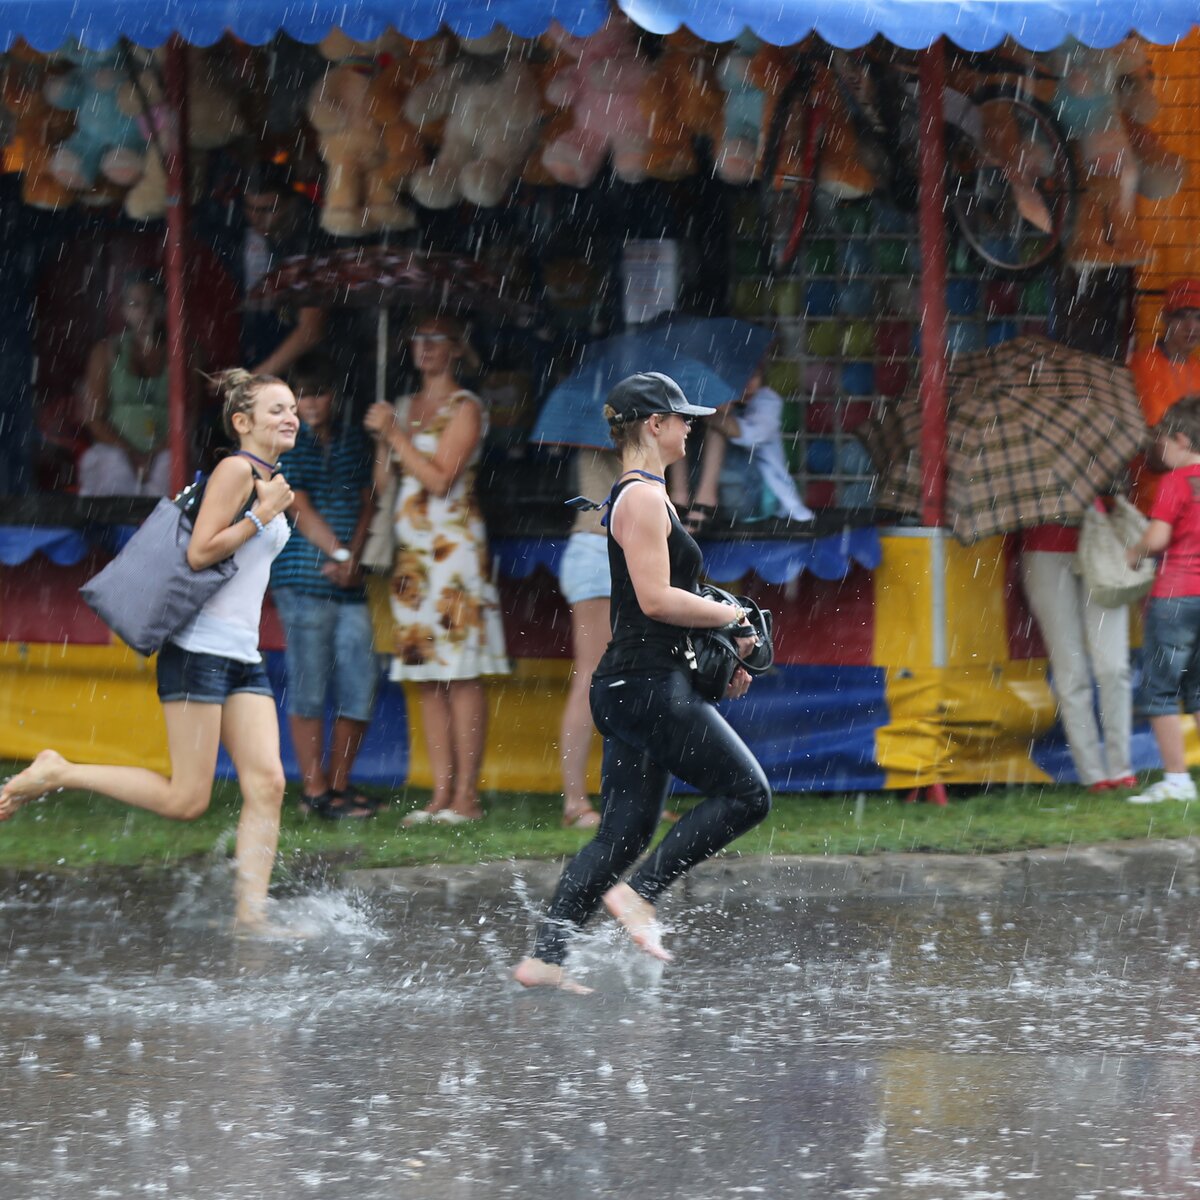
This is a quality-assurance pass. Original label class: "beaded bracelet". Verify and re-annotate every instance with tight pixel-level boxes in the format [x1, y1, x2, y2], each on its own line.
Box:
[245, 511, 265, 537]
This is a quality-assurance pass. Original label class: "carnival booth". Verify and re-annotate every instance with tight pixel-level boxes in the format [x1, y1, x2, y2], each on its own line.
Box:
[0, 0, 1198, 798]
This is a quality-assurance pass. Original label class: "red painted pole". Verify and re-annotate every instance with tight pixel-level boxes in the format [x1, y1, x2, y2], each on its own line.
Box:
[917, 41, 948, 529]
[163, 35, 190, 496]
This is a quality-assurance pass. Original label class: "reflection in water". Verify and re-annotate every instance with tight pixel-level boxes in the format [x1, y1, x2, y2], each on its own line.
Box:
[3, 870, 1200, 1198]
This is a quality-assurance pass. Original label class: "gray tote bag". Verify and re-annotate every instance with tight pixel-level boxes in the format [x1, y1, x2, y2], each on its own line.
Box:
[80, 486, 238, 657]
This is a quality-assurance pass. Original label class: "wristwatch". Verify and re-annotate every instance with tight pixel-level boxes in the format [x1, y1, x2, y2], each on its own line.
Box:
[330, 547, 352, 564]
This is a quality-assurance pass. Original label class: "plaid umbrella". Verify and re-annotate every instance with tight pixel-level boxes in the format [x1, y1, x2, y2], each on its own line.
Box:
[857, 336, 1148, 544]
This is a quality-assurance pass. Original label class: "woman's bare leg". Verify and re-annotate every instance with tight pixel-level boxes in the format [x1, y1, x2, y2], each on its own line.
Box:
[561, 598, 607, 827]
[0, 701, 222, 820]
[417, 681, 454, 813]
[447, 678, 486, 818]
[220, 692, 287, 930]
[666, 459, 691, 509]
[690, 427, 729, 514]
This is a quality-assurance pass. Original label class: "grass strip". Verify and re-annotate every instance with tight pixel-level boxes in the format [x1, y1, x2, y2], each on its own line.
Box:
[0, 769, 1196, 875]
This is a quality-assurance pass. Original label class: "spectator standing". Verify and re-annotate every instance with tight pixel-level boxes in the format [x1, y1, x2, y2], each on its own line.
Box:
[1126, 397, 1200, 804]
[77, 271, 173, 497]
[206, 162, 329, 379]
[1131, 279, 1200, 511]
[1018, 512, 1135, 792]
[364, 316, 510, 825]
[557, 449, 621, 830]
[271, 352, 380, 820]
[667, 368, 811, 533]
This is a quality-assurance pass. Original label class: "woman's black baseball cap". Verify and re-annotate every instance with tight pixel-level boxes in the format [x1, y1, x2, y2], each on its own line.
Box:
[604, 373, 717, 424]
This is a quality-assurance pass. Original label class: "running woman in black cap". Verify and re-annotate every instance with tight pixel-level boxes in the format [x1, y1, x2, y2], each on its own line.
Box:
[514, 373, 772, 992]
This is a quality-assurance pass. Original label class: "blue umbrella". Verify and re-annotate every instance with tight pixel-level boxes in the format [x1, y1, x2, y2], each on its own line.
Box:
[530, 318, 774, 450]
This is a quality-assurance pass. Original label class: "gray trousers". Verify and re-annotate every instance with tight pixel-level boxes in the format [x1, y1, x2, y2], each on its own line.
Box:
[1021, 550, 1132, 785]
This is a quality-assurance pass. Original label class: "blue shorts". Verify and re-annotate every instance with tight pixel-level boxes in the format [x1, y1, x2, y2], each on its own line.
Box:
[272, 588, 379, 722]
[156, 643, 274, 705]
[558, 532, 611, 606]
[1140, 595, 1200, 715]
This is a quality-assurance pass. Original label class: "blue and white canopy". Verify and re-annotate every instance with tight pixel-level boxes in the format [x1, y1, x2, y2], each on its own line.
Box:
[0, 0, 1193, 52]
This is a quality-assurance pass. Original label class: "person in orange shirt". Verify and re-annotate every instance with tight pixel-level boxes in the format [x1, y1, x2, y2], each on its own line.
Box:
[1131, 279, 1200, 511]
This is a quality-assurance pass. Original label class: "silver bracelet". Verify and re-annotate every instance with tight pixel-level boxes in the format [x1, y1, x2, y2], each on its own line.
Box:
[245, 511, 265, 537]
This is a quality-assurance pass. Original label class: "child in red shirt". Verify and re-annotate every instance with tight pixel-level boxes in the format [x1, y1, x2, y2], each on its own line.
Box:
[1127, 396, 1200, 803]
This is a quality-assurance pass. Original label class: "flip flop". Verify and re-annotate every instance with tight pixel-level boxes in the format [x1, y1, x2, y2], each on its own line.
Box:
[683, 503, 717, 535]
[332, 788, 388, 813]
[431, 809, 483, 825]
[401, 809, 436, 827]
[308, 791, 375, 821]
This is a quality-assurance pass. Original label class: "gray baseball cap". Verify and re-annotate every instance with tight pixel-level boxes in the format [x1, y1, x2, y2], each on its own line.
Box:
[604, 373, 717, 424]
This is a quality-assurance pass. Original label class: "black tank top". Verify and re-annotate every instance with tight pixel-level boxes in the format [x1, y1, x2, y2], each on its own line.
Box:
[594, 477, 704, 677]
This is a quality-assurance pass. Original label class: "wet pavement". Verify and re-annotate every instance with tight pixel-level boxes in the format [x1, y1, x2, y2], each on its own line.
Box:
[4, 845, 1200, 1199]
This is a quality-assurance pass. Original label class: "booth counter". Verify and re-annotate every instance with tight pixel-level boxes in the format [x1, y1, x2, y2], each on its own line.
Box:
[0, 522, 1165, 795]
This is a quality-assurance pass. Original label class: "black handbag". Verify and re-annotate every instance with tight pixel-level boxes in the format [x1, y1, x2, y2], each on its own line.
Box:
[681, 584, 774, 702]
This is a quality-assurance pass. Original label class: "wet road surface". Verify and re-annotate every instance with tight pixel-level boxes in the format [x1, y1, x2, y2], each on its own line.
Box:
[3, 859, 1200, 1198]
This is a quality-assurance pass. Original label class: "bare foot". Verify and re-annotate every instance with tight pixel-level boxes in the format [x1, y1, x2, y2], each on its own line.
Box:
[233, 920, 314, 941]
[0, 749, 68, 820]
[602, 882, 673, 963]
[562, 801, 600, 829]
[512, 957, 593, 994]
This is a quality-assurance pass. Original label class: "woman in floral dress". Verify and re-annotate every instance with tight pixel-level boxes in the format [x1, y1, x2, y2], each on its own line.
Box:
[364, 316, 509, 823]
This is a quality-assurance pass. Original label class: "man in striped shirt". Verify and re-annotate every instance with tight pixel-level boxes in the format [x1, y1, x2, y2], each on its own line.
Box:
[271, 352, 380, 820]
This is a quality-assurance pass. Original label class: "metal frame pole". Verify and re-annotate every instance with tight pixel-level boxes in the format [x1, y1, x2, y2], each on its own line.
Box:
[163, 35, 191, 495]
[918, 40, 949, 529]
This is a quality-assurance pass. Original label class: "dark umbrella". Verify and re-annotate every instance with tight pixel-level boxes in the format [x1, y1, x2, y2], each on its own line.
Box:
[530, 317, 774, 449]
[245, 246, 539, 323]
[858, 335, 1148, 543]
[246, 246, 539, 404]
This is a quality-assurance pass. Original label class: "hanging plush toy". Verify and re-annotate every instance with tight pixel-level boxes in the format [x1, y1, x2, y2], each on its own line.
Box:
[44, 39, 149, 190]
[537, 14, 653, 187]
[0, 42, 77, 209]
[713, 32, 777, 185]
[803, 50, 879, 202]
[364, 37, 444, 218]
[1055, 38, 1186, 267]
[307, 31, 423, 236]
[403, 31, 542, 209]
[117, 47, 248, 222]
[638, 31, 723, 182]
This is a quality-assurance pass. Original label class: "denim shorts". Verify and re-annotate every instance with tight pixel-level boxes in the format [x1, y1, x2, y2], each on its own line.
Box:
[1140, 595, 1200, 715]
[558, 532, 611, 606]
[272, 588, 379, 721]
[156, 642, 274, 705]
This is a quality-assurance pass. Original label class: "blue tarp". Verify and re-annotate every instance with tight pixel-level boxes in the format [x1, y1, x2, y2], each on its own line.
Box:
[494, 528, 881, 585]
[0, 525, 881, 583]
[0, 0, 1191, 52]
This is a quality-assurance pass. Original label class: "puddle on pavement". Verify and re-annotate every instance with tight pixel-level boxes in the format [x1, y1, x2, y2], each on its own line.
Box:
[3, 866, 1200, 1198]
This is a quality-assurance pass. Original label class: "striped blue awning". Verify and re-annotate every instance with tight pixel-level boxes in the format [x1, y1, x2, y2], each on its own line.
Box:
[620, 0, 1199, 52]
[0, 0, 1192, 52]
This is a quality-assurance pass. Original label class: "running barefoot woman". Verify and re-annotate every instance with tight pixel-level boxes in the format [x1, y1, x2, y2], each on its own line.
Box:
[514, 374, 772, 992]
[0, 371, 299, 934]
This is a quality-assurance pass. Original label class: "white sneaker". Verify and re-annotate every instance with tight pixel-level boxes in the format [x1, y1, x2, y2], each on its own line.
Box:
[1127, 777, 1198, 805]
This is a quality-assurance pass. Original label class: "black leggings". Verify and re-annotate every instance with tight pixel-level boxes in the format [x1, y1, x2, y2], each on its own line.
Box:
[533, 667, 771, 965]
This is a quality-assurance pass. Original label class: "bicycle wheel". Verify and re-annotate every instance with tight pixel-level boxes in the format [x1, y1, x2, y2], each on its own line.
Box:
[946, 86, 1076, 277]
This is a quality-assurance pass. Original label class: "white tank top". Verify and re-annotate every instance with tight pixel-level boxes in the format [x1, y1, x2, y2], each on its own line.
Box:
[170, 513, 291, 663]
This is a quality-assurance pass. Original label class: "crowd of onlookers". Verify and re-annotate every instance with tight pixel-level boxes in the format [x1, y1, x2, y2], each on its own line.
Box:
[60, 146, 1200, 810]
